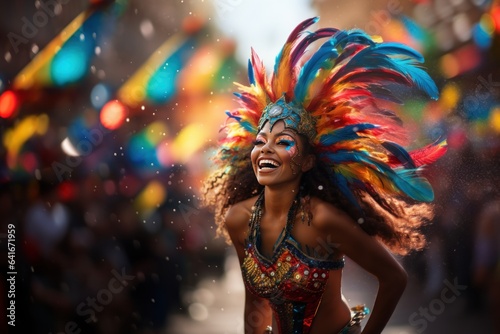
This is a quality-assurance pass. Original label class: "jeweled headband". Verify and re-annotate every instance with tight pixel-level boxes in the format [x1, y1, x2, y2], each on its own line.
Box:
[258, 96, 317, 142]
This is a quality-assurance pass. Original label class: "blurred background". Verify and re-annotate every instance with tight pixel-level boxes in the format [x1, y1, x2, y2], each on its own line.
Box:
[1, 0, 500, 333]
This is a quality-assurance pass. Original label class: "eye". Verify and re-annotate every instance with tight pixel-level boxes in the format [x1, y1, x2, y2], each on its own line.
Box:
[276, 136, 295, 147]
[277, 138, 295, 147]
[252, 139, 265, 146]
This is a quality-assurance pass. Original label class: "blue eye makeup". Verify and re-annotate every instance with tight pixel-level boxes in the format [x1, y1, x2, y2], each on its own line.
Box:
[276, 136, 296, 151]
[278, 139, 294, 146]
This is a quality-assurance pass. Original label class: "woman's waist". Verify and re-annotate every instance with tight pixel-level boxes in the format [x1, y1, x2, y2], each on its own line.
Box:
[308, 298, 352, 334]
[266, 297, 356, 334]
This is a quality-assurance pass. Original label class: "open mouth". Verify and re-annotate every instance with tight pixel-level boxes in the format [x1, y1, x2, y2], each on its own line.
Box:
[258, 159, 280, 170]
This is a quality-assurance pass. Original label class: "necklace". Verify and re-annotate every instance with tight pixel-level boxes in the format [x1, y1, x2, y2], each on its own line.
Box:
[249, 190, 302, 236]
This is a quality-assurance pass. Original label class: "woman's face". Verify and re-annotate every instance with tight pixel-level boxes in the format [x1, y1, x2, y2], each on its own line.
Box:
[251, 120, 313, 187]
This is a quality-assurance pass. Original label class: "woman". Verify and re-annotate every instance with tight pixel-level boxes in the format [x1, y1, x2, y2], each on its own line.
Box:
[202, 17, 446, 334]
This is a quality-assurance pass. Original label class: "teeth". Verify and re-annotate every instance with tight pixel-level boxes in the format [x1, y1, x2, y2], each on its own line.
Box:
[258, 159, 280, 168]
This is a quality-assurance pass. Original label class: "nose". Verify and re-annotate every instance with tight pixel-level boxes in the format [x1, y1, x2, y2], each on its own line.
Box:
[261, 141, 274, 153]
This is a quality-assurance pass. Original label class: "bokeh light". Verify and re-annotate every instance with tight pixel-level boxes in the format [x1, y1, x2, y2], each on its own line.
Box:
[51, 45, 89, 86]
[439, 82, 461, 111]
[90, 83, 111, 109]
[172, 123, 210, 163]
[61, 137, 82, 157]
[492, 5, 500, 32]
[0, 90, 20, 118]
[3, 114, 49, 168]
[489, 107, 500, 134]
[144, 121, 169, 145]
[156, 140, 175, 167]
[127, 132, 159, 170]
[100, 99, 127, 130]
[134, 180, 167, 213]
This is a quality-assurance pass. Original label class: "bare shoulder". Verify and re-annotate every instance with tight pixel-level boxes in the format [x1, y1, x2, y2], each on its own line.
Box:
[225, 196, 257, 229]
[309, 196, 357, 232]
[306, 196, 370, 247]
[224, 196, 258, 246]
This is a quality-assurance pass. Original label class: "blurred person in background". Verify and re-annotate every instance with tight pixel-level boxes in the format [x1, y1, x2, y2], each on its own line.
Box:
[473, 186, 500, 332]
[202, 17, 446, 334]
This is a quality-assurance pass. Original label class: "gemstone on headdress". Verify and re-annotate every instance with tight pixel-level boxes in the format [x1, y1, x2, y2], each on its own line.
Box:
[268, 105, 283, 117]
[258, 95, 317, 142]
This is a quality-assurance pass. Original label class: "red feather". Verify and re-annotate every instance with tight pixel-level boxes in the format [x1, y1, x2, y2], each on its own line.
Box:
[387, 140, 447, 167]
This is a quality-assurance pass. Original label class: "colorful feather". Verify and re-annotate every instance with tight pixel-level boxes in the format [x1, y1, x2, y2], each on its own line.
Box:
[387, 139, 447, 168]
[213, 17, 446, 205]
[382, 141, 416, 169]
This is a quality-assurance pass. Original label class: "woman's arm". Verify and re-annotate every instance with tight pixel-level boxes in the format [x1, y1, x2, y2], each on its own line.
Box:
[224, 202, 273, 334]
[318, 204, 408, 334]
[243, 289, 273, 334]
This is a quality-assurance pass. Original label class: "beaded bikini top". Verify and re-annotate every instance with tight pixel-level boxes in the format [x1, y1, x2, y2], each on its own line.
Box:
[241, 191, 345, 334]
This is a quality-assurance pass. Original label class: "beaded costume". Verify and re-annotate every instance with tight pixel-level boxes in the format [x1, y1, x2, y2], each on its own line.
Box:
[242, 191, 345, 334]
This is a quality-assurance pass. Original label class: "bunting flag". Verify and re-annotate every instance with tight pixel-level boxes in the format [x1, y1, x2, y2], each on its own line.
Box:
[0, 0, 127, 119]
[116, 17, 206, 109]
[1, 0, 126, 178]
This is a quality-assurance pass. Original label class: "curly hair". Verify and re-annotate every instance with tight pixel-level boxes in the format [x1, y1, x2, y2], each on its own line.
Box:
[201, 144, 433, 256]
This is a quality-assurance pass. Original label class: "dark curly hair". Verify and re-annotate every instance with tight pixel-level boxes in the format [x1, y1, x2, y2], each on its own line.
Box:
[201, 143, 433, 256]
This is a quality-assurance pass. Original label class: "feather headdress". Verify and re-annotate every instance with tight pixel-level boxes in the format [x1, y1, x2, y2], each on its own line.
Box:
[215, 17, 446, 208]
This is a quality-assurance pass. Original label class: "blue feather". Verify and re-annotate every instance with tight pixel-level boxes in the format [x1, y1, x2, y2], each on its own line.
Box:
[366, 44, 438, 98]
[332, 172, 363, 212]
[332, 43, 438, 99]
[392, 168, 434, 201]
[335, 29, 376, 49]
[319, 123, 378, 146]
[225, 110, 240, 121]
[294, 28, 374, 100]
[322, 150, 434, 201]
[291, 28, 338, 68]
[225, 110, 255, 132]
[372, 42, 425, 62]
[322, 150, 370, 165]
[234, 92, 253, 105]
[295, 38, 338, 101]
[396, 58, 439, 99]
[274, 17, 319, 75]
[247, 59, 255, 85]
[369, 86, 403, 104]
[239, 121, 256, 132]
[382, 141, 416, 169]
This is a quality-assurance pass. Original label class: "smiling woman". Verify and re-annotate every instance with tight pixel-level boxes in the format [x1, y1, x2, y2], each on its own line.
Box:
[202, 17, 446, 334]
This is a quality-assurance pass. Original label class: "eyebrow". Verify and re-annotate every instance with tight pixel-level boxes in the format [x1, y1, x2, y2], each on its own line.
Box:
[256, 130, 297, 138]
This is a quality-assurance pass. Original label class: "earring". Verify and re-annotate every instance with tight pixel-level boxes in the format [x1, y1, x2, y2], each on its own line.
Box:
[300, 195, 312, 226]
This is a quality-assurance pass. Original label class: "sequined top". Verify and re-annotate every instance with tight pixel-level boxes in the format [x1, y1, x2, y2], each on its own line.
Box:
[241, 193, 345, 334]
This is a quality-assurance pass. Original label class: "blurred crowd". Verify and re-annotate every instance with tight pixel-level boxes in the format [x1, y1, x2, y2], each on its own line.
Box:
[0, 164, 228, 334]
[403, 132, 500, 317]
